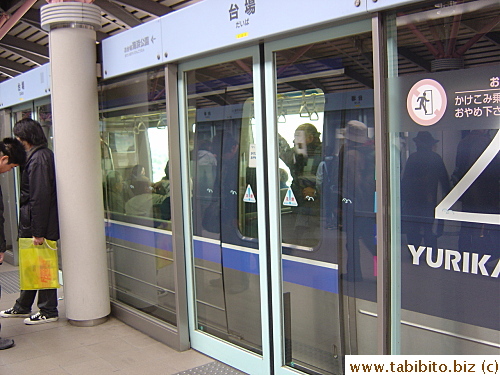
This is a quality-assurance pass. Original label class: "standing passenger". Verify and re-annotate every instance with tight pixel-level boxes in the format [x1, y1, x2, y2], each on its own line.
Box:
[279, 123, 322, 244]
[339, 120, 376, 281]
[401, 131, 450, 250]
[0, 119, 60, 324]
[0, 138, 26, 348]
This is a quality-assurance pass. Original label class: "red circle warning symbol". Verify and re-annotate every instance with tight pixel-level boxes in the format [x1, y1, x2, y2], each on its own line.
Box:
[407, 79, 447, 126]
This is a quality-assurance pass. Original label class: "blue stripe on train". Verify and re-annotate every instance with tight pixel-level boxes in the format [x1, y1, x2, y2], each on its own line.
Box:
[193, 239, 338, 294]
[106, 222, 173, 251]
[282, 259, 338, 294]
[106, 223, 338, 294]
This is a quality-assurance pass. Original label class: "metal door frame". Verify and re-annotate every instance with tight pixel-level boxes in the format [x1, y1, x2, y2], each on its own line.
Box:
[178, 45, 271, 374]
[263, 18, 376, 375]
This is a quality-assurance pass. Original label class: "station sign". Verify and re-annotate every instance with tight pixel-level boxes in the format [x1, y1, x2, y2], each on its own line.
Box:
[102, 19, 164, 79]
[195, 103, 244, 122]
[324, 89, 374, 111]
[161, 0, 366, 62]
[0, 64, 50, 109]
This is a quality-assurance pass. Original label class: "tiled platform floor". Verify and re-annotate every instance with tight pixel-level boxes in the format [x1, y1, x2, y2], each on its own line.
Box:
[0, 261, 246, 375]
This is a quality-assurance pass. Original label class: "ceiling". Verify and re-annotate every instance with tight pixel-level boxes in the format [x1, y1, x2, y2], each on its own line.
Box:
[0, 0, 204, 82]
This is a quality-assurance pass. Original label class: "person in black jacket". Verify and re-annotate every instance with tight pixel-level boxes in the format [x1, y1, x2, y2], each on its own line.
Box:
[0, 119, 60, 325]
[339, 120, 376, 282]
[0, 138, 26, 349]
[401, 131, 450, 250]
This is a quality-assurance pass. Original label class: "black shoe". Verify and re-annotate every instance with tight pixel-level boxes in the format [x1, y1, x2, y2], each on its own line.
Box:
[0, 308, 31, 318]
[24, 312, 59, 325]
[0, 338, 14, 350]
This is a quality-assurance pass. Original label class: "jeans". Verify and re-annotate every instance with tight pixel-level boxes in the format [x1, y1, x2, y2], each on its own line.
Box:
[14, 289, 58, 317]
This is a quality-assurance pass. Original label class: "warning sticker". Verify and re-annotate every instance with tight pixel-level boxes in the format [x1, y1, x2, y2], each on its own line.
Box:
[243, 184, 256, 203]
[283, 187, 298, 207]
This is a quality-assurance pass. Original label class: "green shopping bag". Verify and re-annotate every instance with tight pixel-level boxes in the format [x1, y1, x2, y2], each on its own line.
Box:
[19, 238, 60, 290]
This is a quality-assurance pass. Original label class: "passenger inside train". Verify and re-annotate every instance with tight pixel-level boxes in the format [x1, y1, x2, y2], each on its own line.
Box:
[125, 175, 167, 219]
[278, 123, 322, 247]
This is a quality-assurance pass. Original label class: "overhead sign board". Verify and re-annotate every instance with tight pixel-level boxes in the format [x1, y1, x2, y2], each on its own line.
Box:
[102, 19, 164, 79]
[0, 64, 50, 109]
[101, 0, 369, 79]
[162, 0, 366, 63]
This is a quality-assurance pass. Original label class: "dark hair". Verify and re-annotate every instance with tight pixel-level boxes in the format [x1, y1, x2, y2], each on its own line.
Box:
[130, 176, 151, 195]
[13, 118, 47, 146]
[0, 137, 26, 166]
[297, 123, 321, 149]
[130, 164, 144, 179]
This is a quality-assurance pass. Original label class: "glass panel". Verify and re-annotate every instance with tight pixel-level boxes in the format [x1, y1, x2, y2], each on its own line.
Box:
[99, 69, 176, 326]
[275, 29, 376, 375]
[186, 57, 262, 353]
[36, 103, 53, 149]
[388, 1, 499, 354]
[12, 108, 32, 124]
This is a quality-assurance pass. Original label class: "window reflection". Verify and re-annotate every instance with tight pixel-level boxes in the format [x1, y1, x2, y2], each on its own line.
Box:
[389, 0, 500, 355]
[186, 57, 263, 354]
[99, 69, 176, 326]
[275, 29, 376, 374]
[277, 94, 325, 250]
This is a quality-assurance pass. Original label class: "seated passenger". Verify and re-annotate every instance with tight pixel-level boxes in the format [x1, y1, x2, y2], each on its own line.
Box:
[124, 164, 146, 200]
[152, 162, 171, 221]
[125, 176, 166, 218]
[153, 162, 170, 197]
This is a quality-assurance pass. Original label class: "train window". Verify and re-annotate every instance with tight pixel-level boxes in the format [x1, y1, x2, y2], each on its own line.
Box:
[274, 27, 377, 373]
[99, 68, 177, 326]
[185, 57, 264, 354]
[100, 70, 171, 227]
[187, 57, 258, 242]
[277, 90, 325, 249]
[36, 103, 53, 149]
[387, 1, 499, 354]
[11, 107, 33, 130]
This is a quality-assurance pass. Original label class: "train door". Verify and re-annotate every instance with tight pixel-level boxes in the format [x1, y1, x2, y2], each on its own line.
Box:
[180, 20, 378, 375]
[265, 20, 377, 375]
[179, 47, 270, 373]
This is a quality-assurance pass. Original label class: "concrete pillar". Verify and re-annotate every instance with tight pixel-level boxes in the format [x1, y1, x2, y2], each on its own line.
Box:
[41, 2, 110, 326]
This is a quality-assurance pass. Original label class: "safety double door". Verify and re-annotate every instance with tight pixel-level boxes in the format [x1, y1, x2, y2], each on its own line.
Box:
[179, 18, 377, 375]
[180, 47, 270, 374]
